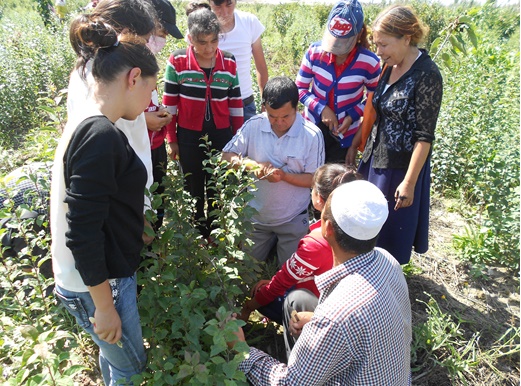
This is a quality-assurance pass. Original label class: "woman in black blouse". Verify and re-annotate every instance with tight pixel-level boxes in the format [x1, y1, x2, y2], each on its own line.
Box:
[355, 5, 443, 264]
[52, 19, 159, 384]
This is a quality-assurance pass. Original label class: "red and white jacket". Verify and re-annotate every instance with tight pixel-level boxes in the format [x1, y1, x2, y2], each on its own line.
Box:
[255, 221, 333, 305]
[163, 46, 243, 143]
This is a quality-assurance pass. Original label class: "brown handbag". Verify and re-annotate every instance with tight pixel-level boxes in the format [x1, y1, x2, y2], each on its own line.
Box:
[357, 64, 387, 152]
[357, 91, 376, 152]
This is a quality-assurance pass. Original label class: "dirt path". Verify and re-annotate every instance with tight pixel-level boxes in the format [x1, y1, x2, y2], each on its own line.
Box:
[407, 195, 520, 385]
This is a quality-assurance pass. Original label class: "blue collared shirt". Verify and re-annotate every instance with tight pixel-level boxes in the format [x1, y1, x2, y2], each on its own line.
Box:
[222, 113, 325, 226]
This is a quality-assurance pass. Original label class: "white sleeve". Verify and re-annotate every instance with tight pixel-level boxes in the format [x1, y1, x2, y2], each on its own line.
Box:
[249, 14, 265, 43]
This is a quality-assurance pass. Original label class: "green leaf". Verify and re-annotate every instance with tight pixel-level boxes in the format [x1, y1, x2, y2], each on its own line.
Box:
[211, 356, 226, 365]
[176, 364, 193, 380]
[466, 27, 478, 49]
[163, 361, 174, 371]
[63, 365, 86, 376]
[449, 35, 465, 54]
[210, 342, 226, 357]
[458, 15, 472, 25]
[430, 37, 441, 56]
[205, 324, 219, 336]
[441, 52, 452, 67]
[456, 34, 468, 55]
[222, 361, 238, 378]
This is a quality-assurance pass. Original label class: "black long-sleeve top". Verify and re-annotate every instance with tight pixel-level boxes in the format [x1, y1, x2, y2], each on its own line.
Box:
[63, 116, 146, 287]
[362, 50, 443, 169]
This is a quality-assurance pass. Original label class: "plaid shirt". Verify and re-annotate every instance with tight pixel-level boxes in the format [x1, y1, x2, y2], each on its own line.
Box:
[238, 248, 412, 385]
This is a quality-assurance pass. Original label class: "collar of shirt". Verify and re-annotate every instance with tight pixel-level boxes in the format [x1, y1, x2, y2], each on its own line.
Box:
[187, 45, 225, 72]
[315, 249, 376, 297]
[259, 112, 303, 138]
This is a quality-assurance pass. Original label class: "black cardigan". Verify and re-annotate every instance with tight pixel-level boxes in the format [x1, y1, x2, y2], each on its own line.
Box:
[362, 50, 443, 169]
[64, 116, 146, 287]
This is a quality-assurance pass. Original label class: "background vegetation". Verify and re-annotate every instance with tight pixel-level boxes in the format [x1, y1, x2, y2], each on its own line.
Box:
[0, 0, 519, 384]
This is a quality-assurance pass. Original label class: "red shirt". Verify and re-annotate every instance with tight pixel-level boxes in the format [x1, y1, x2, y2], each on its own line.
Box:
[255, 220, 333, 305]
[145, 89, 166, 150]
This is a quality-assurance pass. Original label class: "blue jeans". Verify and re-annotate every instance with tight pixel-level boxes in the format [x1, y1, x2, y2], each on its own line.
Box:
[55, 276, 146, 385]
[243, 100, 257, 123]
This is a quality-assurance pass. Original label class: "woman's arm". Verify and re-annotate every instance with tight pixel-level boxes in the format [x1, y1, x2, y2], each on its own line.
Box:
[89, 280, 122, 344]
[295, 45, 328, 118]
[394, 141, 431, 210]
[227, 57, 244, 132]
[163, 55, 180, 160]
[395, 67, 442, 210]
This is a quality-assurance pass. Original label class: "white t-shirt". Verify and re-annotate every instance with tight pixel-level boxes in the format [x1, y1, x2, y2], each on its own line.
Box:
[51, 65, 153, 292]
[218, 10, 265, 99]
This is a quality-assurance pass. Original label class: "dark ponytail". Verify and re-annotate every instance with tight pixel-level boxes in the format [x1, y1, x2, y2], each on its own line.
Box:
[185, 0, 211, 16]
[70, 20, 158, 83]
[70, 0, 157, 71]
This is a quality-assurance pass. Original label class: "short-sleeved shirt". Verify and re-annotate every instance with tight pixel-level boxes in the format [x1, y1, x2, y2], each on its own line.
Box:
[217, 10, 265, 99]
[222, 113, 325, 226]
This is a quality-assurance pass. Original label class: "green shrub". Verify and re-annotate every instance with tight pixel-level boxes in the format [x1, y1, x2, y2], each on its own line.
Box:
[136, 146, 261, 384]
[431, 41, 520, 271]
[0, 170, 88, 385]
[0, 12, 73, 148]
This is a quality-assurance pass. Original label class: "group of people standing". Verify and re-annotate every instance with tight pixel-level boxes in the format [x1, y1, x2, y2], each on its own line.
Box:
[49, 0, 442, 384]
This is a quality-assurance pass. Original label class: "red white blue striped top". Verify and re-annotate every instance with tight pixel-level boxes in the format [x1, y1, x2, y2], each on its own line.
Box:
[296, 43, 381, 148]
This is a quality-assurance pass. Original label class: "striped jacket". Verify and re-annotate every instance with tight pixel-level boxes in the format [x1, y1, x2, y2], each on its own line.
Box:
[296, 43, 381, 147]
[163, 46, 243, 143]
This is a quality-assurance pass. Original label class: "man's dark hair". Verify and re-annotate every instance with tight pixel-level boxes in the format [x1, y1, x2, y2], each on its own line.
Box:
[210, 0, 233, 6]
[322, 198, 377, 255]
[261, 76, 299, 109]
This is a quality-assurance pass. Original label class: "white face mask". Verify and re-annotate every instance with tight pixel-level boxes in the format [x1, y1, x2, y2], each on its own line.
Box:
[147, 35, 167, 55]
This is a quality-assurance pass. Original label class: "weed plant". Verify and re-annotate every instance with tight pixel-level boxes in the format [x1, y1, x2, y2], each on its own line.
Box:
[411, 293, 520, 384]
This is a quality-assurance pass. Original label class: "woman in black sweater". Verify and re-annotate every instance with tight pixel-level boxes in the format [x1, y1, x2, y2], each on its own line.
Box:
[51, 19, 159, 385]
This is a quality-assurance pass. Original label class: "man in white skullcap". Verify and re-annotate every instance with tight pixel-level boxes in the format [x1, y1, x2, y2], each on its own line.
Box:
[230, 180, 412, 385]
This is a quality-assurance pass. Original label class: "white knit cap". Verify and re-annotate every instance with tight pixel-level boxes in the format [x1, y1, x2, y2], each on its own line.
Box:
[330, 180, 388, 240]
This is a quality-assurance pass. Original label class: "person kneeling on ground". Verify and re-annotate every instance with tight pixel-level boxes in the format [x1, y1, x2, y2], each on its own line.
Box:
[229, 180, 412, 385]
[222, 76, 325, 267]
[239, 164, 362, 361]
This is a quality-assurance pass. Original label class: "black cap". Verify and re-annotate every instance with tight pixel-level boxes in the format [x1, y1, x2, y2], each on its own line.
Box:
[150, 0, 183, 39]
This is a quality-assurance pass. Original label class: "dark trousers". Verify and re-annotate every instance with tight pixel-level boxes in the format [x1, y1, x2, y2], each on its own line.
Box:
[318, 121, 348, 164]
[282, 289, 318, 361]
[177, 127, 233, 238]
[151, 143, 167, 230]
[257, 288, 319, 362]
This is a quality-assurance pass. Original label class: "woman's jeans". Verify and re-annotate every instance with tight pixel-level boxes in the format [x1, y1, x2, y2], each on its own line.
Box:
[55, 275, 146, 385]
[243, 100, 257, 122]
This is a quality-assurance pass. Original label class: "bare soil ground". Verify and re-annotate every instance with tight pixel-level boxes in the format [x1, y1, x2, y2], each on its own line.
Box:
[407, 196, 520, 385]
